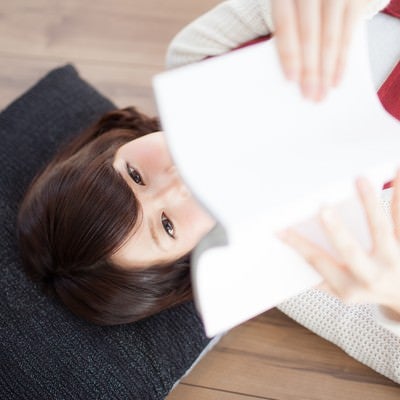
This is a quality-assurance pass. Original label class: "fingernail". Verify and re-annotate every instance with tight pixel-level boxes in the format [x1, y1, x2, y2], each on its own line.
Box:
[319, 81, 329, 101]
[320, 206, 334, 223]
[302, 81, 316, 100]
[285, 68, 299, 82]
[332, 68, 343, 87]
[313, 85, 326, 102]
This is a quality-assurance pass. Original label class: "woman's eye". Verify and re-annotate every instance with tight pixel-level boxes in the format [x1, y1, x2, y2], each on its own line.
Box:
[161, 212, 175, 238]
[127, 164, 145, 186]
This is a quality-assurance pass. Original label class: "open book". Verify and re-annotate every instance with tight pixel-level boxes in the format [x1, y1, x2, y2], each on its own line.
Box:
[153, 25, 400, 337]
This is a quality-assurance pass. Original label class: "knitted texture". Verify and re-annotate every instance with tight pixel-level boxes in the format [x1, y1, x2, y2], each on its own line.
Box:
[370, 188, 400, 336]
[166, 0, 390, 69]
[166, 0, 273, 68]
[278, 288, 400, 383]
[0, 64, 210, 400]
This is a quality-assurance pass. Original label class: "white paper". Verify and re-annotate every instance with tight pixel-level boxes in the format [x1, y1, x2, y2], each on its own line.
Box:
[153, 25, 400, 337]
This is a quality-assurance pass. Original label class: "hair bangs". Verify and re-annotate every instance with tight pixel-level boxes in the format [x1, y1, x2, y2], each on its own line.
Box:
[48, 130, 141, 269]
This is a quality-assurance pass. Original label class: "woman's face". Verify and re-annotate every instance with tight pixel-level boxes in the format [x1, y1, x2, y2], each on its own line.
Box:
[111, 131, 216, 269]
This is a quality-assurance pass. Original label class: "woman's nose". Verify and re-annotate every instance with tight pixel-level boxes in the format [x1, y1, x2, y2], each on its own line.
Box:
[153, 167, 191, 203]
[159, 179, 191, 203]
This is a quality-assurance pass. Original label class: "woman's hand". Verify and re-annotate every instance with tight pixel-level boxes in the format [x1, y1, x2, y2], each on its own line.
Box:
[271, 0, 371, 101]
[278, 170, 400, 316]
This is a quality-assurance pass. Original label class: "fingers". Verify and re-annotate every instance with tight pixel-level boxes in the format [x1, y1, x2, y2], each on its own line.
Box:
[279, 175, 400, 306]
[272, 0, 323, 101]
[320, 0, 345, 93]
[356, 177, 398, 256]
[332, 0, 358, 87]
[278, 228, 353, 296]
[272, 0, 367, 100]
[272, 0, 301, 82]
[296, 0, 321, 100]
[318, 206, 378, 285]
[314, 281, 336, 296]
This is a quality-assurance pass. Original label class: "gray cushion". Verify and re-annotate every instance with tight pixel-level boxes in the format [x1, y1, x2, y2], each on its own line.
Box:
[0, 64, 210, 400]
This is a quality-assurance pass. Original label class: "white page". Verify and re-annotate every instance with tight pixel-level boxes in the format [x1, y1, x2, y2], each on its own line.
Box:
[153, 25, 400, 337]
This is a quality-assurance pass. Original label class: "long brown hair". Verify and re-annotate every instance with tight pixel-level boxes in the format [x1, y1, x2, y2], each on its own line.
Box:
[17, 107, 192, 325]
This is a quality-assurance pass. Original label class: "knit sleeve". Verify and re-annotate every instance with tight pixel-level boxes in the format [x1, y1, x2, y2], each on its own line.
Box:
[372, 187, 400, 336]
[166, 0, 390, 69]
[277, 289, 400, 383]
[166, 0, 273, 69]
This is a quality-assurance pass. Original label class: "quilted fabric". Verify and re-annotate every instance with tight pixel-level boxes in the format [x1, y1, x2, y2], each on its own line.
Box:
[0, 64, 210, 400]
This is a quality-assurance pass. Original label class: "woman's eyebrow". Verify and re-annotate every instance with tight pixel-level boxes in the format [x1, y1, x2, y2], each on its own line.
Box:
[115, 159, 166, 253]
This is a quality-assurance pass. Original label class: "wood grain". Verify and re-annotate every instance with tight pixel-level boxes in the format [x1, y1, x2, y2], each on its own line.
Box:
[173, 309, 400, 400]
[0, 0, 220, 112]
[167, 384, 257, 400]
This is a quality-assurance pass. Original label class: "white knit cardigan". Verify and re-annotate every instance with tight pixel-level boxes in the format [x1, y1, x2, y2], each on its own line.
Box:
[165, 0, 400, 384]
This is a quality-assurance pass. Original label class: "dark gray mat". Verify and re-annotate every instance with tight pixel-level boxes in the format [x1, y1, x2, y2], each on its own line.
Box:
[0, 64, 209, 400]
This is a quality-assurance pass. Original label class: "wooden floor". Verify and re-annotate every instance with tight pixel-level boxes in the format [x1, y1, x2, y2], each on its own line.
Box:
[1, 1, 399, 399]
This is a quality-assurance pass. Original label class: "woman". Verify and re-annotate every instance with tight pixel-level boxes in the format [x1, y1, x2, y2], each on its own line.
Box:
[17, 107, 215, 325]
[18, 104, 400, 329]
[16, 0, 400, 385]
[17, 0, 400, 328]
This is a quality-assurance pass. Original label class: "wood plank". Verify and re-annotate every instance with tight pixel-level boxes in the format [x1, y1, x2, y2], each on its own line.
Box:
[217, 309, 394, 384]
[0, 55, 159, 114]
[0, 0, 220, 112]
[180, 309, 400, 400]
[0, 0, 220, 66]
[167, 383, 260, 400]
